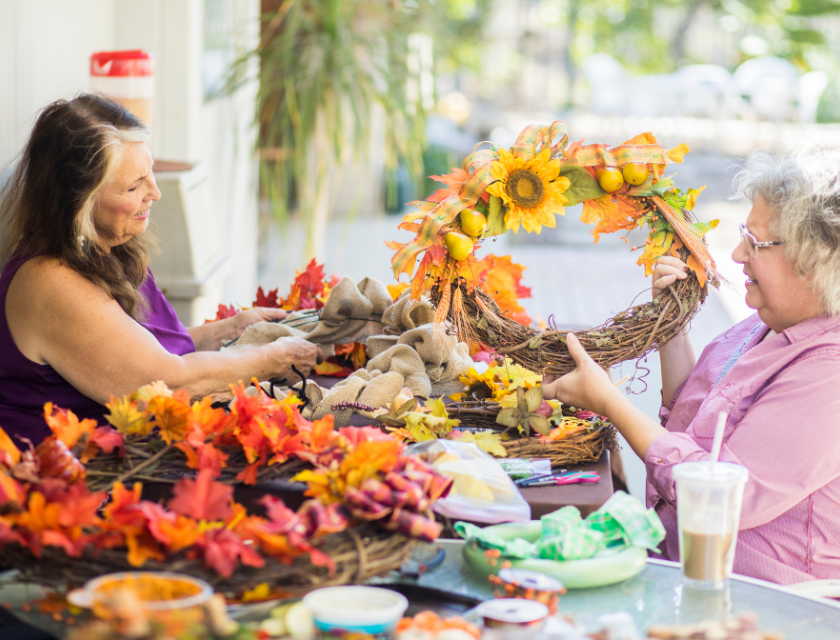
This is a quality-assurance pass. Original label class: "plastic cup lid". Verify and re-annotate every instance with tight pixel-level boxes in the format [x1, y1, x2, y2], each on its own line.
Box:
[498, 568, 565, 593]
[673, 461, 748, 485]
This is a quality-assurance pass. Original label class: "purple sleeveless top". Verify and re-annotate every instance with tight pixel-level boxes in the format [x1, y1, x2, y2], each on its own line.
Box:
[0, 254, 195, 446]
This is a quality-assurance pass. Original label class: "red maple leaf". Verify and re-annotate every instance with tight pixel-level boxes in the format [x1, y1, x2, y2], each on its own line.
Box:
[253, 286, 281, 308]
[294, 259, 327, 301]
[205, 304, 239, 323]
[168, 469, 233, 521]
[195, 527, 265, 578]
[81, 426, 125, 463]
[196, 443, 229, 477]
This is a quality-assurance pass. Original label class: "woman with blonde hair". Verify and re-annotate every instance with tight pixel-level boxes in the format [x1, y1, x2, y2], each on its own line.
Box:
[543, 144, 840, 584]
[0, 94, 320, 445]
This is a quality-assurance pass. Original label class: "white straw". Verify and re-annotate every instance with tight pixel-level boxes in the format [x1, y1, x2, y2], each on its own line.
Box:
[710, 411, 727, 463]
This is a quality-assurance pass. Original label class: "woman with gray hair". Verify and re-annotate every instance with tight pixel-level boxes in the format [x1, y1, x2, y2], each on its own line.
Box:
[543, 144, 840, 584]
[0, 94, 322, 446]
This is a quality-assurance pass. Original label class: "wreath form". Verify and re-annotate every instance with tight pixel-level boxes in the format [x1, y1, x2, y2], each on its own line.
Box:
[433, 256, 704, 381]
[0, 525, 413, 597]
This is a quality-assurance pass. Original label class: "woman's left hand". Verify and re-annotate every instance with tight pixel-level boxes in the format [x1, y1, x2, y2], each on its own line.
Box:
[541, 333, 617, 416]
[231, 307, 289, 339]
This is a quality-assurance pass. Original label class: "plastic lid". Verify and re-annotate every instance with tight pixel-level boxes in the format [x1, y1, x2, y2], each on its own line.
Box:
[302, 586, 408, 626]
[672, 461, 748, 485]
[476, 598, 549, 624]
[90, 50, 154, 77]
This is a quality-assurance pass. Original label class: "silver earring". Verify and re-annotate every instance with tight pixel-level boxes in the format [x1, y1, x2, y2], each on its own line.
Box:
[76, 235, 85, 247]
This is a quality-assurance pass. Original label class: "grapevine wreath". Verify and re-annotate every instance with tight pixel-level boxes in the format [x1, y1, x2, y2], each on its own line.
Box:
[388, 122, 721, 378]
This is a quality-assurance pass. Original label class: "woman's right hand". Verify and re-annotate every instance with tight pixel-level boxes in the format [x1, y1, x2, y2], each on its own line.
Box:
[268, 337, 324, 378]
[652, 256, 688, 300]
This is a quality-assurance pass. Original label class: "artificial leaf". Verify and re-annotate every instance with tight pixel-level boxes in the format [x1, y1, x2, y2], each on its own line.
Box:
[168, 469, 233, 521]
[0, 470, 25, 508]
[294, 258, 327, 302]
[581, 192, 646, 242]
[686, 186, 707, 210]
[0, 428, 21, 467]
[43, 403, 96, 449]
[314, 360, 352, 377]
[449, 430, 507, 457]
[427, 397, 448, 419]
[81, 426, 124, 463]
[528, 415, 552, 436]
[132, 381, 173, 406]
[253, 286, 281, 308]
[205, 303, 239, 323]
[147, 390, 191, 444]
[666, 143, 690, 164]
[105, 395, 153, 436]
[558, 165, 606, 206]
[496, 407, 519, 428]
[387, 283, 410, 301]
[525, 387, 543, 413]
[687, 253, 708, 288]
[175, 442, 200, 469]
[692, 218, 719, 237]
[235, 462, 260, 486]
[56, 483, 106, 528]
[196, 528, 265, 578]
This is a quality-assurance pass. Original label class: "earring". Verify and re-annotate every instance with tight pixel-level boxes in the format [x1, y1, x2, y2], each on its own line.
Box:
[76, 235, 85, 247]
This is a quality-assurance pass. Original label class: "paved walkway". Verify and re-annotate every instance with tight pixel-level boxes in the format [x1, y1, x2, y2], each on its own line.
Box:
[258, 153, 749, 500]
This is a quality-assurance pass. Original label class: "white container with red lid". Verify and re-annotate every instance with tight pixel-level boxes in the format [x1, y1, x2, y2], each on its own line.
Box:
[89, 50, 154, 127]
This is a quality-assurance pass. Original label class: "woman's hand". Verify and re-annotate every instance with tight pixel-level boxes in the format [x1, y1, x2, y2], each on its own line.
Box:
[541, 333, 617, 416]
[231, 307, 288, 339]
[268, 336, 325, 379]
[651, 256, 688, 300]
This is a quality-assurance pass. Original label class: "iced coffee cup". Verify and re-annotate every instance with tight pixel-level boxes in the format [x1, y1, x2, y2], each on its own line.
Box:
[673, 461, 748, 590]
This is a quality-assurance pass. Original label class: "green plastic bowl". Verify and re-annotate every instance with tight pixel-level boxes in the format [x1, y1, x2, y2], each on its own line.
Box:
[462, 520, 648, 589]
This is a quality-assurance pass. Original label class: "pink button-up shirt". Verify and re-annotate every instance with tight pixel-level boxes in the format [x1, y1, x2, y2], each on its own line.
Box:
[645, 312, 840, 585]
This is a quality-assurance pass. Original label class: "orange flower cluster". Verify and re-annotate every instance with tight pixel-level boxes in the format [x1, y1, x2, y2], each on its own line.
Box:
[0, 409, 453, 578]
[104, 380, 340, 485]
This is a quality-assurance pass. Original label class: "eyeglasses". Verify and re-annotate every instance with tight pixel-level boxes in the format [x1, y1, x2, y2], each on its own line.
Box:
[739, 224, 784, 258]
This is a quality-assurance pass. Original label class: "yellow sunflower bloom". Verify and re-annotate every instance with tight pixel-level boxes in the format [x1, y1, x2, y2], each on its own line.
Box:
[487, 148, 571, 234]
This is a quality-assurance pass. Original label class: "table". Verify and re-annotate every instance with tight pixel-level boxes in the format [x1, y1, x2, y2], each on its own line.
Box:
[5, 540, 840, 638]
[521, 451, 613, 519]
[375, 540, 840, 639]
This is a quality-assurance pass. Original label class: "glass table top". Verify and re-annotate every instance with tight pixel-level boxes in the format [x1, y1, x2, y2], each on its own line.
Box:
[3, 540, 840, 638]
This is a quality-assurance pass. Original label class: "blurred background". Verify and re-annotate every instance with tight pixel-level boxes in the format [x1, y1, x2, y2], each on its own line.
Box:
[3, 0, 840, 497]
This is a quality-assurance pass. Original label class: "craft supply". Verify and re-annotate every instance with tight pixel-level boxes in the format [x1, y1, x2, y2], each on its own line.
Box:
[302, 586, 408, 639]
[522, 472, 600, 487]
[514, 468, 569, 487]
[475, 598, 549, 630]
[500, 458, 554, 482]
[518, 471, 599, 487]
[490, 568, 566, 614]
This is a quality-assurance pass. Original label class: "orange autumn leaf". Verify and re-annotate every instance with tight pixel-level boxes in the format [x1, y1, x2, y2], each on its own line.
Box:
[687, 253, 708, 288]
[56, 483, 106, 529]
[43, 403, 96, 449]
[309, 415, 336, 454]
[314, 361, 353, 377]
[147, 390, 191, 444]
[334, 342, 367, 370]
[0, 469, 25, 508]
[483, 255, 532, 325]
[125, 532, 165, 567]
[666, 143, 690, 164]
[81, 426, 124, 464]
[581, 191, 647, 242]
[174, 442, 200, 469]
[235, 462, 260, 485]
[0, 428, 21, 467]
[168, 469, 233, 521]
[387, 282, 409, 301]
[132, 380, 173, 407]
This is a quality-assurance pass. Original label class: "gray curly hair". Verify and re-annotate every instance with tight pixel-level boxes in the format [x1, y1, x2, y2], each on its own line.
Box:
[732, 144, 840, 316]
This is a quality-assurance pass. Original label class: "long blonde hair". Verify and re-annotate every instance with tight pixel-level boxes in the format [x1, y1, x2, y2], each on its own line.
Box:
[0, 94, 157, 319]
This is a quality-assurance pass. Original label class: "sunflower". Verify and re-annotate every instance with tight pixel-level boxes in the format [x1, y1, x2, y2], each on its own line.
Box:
[487, 148, 571, 234]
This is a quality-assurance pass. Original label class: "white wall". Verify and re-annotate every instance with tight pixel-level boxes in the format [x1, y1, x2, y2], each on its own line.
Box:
[0, 0, 259, 316]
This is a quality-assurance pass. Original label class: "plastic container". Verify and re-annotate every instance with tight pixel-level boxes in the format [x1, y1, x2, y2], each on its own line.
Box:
[302, 586, 408, 638]
[67, 571, 213, 612]
[90, 50, 154, 127]
[475, 598, 549, 630]
[673, 461, 749, 590]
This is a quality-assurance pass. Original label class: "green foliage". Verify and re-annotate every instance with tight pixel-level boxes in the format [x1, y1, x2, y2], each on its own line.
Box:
[559, 165, 606, 207]
[230, 0, 428, 225]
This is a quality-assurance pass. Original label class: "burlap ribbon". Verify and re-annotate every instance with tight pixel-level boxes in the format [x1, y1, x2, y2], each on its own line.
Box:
[294, 324, 471, 427]
[225, 276, 393, 349]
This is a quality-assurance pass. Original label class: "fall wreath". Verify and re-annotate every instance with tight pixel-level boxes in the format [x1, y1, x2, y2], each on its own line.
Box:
[388, 122, 721, 378]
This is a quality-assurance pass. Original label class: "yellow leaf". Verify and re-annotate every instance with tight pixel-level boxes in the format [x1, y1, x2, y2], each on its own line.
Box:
[687, 253, 708, 288]
[240, 583, 273, 603]
[666, 143, 690, 164]
[387, 283, 409, 301]
[427, 397, 449, 419]
[686, 186, 706, 210]
[473, 432, 507, 457]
